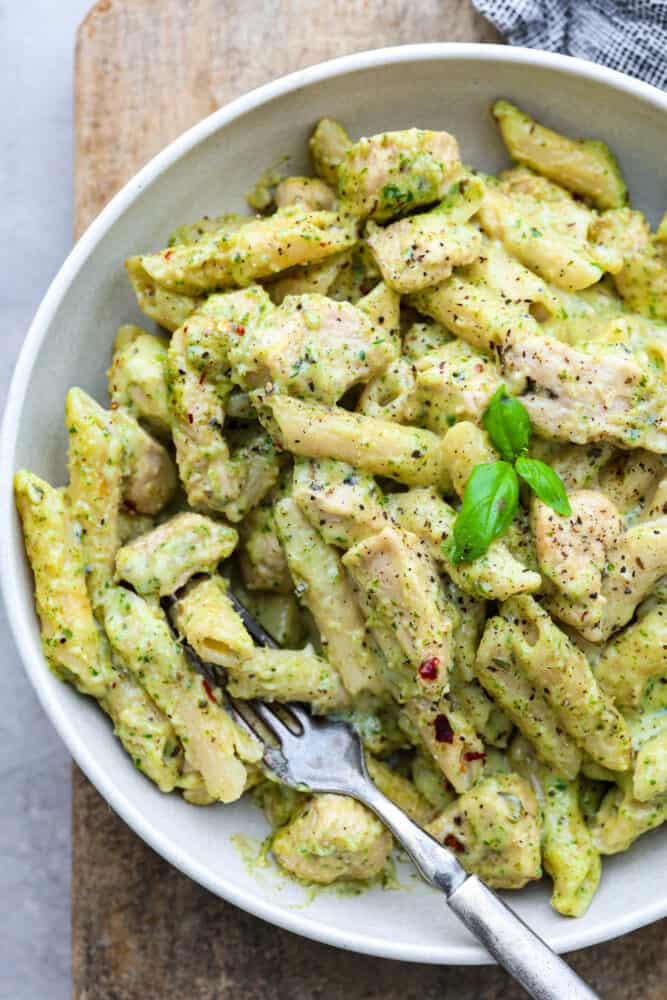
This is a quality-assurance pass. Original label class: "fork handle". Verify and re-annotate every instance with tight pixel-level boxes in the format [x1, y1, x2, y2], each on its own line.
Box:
[357, 783, 599, 1000]
[447, 876, 599, 999]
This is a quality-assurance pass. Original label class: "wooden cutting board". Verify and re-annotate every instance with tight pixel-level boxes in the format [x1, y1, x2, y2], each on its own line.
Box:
[73, 2, 665, 996]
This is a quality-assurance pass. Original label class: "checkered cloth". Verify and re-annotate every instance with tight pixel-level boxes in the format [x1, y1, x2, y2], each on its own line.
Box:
[472, 0, 667, 89]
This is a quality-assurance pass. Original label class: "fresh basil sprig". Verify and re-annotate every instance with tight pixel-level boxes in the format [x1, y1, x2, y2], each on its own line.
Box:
[515, 456, 571, 516]
[482, 386, 531, 462]
[448, 386, 572, 564]
[450, 462, 519, 564]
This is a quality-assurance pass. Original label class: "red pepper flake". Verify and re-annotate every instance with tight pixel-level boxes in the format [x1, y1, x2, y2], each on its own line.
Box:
[235, 324, 245, 336]
[202, 679, 217, 705]
[434, 713, 454, 744]
[198, 371, 207, 385]
[164, 250, 173, 260]
[319, 242, 329, 248]
[463, 750, 486, 763]
[444, 833, 465, 853]
[187, 412, 194, 424]
[418, 656, 440, 680]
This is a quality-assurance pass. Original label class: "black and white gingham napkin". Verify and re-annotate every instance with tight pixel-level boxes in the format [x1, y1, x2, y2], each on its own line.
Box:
[472, 0, 667, 89]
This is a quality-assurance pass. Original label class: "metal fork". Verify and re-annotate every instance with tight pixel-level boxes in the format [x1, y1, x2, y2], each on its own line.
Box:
[199, 593, 599, 999]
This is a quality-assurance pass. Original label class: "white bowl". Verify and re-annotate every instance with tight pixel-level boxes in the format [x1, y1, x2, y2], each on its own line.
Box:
[3, 44, 667, 965]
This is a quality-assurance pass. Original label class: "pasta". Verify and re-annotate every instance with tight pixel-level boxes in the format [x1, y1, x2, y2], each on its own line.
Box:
[14, 104, 667, 908]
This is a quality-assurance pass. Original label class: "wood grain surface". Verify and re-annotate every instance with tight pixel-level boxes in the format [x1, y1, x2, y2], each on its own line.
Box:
[73, 2, 664, 997]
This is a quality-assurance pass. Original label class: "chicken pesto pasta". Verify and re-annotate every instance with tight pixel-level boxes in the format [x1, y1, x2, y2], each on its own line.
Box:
[16, 102, 667, 915]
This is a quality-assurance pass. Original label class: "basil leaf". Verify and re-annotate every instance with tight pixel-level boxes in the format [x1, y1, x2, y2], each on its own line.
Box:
[515, 456, 572, 517]
[482, 386, 532, 462]
[449, 461, 519, 564]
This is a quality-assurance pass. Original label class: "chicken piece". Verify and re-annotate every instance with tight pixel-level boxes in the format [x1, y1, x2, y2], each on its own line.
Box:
[337, 128, 461, 220]
[365, 179, 482, 293]
[533, 490, 623, 633]
[275, 176, 337, 211]
[597, 517, 667, 639]
[544, 509, 667, 643]
[182, 285, 274, 374]
[272, 794, 392, 884]
[221, 428, 282, 524]
[342, 526, 456, 699]
[497, 327, 665, 452]
[113, 410, 178, 516]
[229, 293, 396, 405]
[426, 774, 542, 889]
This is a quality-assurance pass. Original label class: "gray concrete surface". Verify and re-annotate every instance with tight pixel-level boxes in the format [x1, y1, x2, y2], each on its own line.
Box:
[1, 2, 95, 997]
